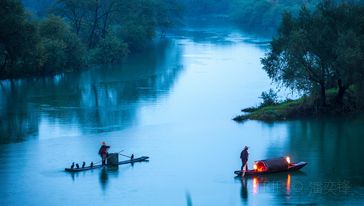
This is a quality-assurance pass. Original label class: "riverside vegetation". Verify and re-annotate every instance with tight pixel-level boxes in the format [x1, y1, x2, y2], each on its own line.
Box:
[1, 0, 327, 80]
[0, 0, 181, 79]
[234, 1, 364, 121]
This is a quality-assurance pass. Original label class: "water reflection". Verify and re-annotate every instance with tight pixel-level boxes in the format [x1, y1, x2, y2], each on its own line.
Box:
[99, 167, 109, 191]
[0, 39, 183, 143]
[99, 167, 119, 192]
[237, 172, 304, 205]
[260, 116, 364, 204]
[250, 174, 295, 195]
[240, 177, 248, 203]
[263, 118, 364, 182]
[185, 191, 193, 206]
[172, 20, 270, 48]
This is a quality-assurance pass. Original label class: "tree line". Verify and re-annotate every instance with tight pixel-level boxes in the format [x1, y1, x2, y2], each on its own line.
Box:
[262, 0, 364, 110]
[171, 0, 318, 32]
[231, 0, 318, 34]
[0, 0, 181, 79]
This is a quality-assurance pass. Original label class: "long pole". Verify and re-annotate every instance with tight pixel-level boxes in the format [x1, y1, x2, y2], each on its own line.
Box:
[119, 153, 132, 158]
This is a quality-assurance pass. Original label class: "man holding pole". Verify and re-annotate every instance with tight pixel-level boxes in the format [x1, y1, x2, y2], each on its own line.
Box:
[98, 141, 110, 165]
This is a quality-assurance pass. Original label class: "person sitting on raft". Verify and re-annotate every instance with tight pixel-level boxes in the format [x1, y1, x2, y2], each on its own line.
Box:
[98, 142, 110, 165]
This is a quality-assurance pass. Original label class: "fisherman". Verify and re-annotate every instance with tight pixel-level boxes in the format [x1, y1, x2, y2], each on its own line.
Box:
[98, 141, 110, 165]
[240, 146, 249, 174]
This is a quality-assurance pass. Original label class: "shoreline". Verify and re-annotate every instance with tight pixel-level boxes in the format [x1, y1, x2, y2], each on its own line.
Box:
[233, 91, 361, 122]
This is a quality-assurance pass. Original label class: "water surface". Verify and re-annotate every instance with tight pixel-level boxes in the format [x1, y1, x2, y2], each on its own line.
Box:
[0, 24, 363, 205]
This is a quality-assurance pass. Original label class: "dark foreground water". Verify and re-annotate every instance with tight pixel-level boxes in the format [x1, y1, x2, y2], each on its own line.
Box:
[0, 24, 363, 206]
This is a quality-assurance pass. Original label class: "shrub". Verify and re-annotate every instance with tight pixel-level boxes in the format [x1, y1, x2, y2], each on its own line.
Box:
[260, 89, 278, 107]
[90, 35, 129, 64]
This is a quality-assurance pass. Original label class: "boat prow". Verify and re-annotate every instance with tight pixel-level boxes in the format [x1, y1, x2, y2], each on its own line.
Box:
[288, 161, 307, 171]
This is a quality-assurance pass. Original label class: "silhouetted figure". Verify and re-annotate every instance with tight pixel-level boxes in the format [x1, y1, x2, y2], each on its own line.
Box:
[131, 154, 134, 160]
[240, 146, 249, 176]
[82, 162, 86, 168]
[76, 163, 80, 169]
[90, 162, 94, 167]
[98, 141, 110, 166]
[70, 162, 75, 169]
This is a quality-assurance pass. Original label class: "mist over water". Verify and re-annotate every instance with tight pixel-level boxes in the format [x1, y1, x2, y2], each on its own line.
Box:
[0, 24, 363, 205]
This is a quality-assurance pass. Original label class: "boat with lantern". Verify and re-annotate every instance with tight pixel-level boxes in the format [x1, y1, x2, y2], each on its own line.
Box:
[234, 156, 307, 176]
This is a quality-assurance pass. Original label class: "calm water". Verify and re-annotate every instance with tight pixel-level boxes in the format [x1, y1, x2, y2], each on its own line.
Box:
[0, 24, 363, 206]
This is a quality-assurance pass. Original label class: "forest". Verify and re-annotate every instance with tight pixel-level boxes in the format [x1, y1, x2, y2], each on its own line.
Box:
[0, 0, 181, 79]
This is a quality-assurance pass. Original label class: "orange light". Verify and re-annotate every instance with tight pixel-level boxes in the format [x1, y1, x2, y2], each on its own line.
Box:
[253, 164, 257, 170]
[253, 177, 258, 194]
[286, 174, 291, 194]
[286, 156, 291, 164]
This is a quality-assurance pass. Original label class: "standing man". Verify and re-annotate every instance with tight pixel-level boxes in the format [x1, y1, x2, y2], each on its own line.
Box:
[240, 146, 249, 176]
[99, 142, 110, 166]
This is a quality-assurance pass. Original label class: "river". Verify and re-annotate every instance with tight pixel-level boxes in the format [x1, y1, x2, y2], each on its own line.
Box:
[0, 24, 363, 205]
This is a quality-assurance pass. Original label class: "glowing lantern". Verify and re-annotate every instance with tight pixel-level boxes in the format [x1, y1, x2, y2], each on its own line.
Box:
[253, 163, 257, 170]
[286, 156, 291, 164]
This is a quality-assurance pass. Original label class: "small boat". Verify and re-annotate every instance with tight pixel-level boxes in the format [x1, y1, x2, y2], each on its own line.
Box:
[234, 156, 307, 176]
[65, 156, 149, 172]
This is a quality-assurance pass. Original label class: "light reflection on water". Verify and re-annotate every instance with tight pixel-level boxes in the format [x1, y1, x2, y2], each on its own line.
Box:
[0, 24, 363, 205]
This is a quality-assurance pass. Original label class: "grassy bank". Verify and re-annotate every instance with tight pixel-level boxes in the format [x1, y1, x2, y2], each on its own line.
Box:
[233, 88, 359, 122]
[233, 98, 310, 121]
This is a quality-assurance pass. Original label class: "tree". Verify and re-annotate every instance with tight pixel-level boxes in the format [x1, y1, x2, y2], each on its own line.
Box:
[54, 0, 121, 48]
[53, 0, 90, 36]
[0, 0, 42, 78]
[154, 0, 183, 36]
[262, 1, 364, 107]
[262, 7, 330, 106]
[39, 15, 85, 73]
[331, 3, 364, 104]
[90, 35, 128, 64]
[260, 89, 278, 107]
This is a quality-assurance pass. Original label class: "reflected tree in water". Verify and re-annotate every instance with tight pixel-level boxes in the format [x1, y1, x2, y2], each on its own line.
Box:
[0, 39, 183, 143]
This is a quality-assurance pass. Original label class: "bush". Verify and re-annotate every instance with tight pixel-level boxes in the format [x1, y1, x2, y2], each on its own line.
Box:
[90, 35, 129, 64]
[260, 89, 278, 107]
[120, 22, 155, 51]
[39, 15, 85, 73]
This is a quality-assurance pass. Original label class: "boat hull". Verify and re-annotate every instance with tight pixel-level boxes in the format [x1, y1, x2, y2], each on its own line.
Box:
[65, 156, 149, 172]
[234, 162, 307, 176]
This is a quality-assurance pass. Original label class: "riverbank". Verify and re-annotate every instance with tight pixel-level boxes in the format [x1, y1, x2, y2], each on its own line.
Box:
[233, 89, 359, 122]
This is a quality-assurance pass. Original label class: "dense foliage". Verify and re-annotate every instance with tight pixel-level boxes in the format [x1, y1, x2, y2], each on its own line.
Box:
[1, 0, 42, 77]
[231, 0, 317, 33]
[178, 0, 363, 34]
[260, 89, 278, 107]
[176, 0, 318, 32]
[261, 1, 364, 109]
[0, 0, 180, 79]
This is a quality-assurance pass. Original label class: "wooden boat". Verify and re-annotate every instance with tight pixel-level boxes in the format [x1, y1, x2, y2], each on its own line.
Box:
[65, 156, 149, 172]
[234, 157, 307, 176]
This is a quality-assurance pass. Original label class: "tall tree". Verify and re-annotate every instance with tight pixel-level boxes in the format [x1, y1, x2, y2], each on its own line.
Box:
[262, 1, 364, 107]
[39, 15, 85, 73]
[0, 0, 41, 78]
[54, 0, 90, 36]
[261, 7, 330, 106]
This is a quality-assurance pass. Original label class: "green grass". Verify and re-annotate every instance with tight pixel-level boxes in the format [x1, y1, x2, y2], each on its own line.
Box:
[234, 98, 307, 121]
[233, 87, 361, 122]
